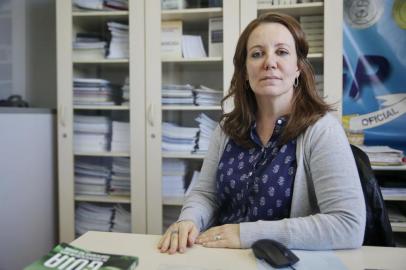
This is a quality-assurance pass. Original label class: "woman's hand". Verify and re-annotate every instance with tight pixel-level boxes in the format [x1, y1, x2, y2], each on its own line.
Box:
[195, 224, 241, 248]
[157, 220, 199, 254]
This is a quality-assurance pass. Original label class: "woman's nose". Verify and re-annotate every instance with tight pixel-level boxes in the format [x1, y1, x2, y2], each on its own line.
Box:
[263, 54, 276, 70]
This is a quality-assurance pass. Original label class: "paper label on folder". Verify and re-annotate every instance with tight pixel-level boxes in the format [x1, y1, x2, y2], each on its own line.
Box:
[256, 250, 348, 270]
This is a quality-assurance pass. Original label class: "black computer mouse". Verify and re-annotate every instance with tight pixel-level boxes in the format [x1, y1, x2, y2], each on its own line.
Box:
[252, 239, 299, 268]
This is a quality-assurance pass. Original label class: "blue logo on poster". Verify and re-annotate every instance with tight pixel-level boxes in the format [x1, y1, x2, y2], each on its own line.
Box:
[343, 0, 406, 152]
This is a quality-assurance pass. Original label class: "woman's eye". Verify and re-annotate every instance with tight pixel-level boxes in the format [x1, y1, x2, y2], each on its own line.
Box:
[251, 51, 262, 58]
[277, 50, 289, 56]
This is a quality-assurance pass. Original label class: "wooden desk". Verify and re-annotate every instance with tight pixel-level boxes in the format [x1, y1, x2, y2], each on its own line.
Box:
[72, 231, 406, 270]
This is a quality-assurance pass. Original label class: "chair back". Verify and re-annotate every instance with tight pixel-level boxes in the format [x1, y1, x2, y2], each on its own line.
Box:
[350, 145, 395, 247]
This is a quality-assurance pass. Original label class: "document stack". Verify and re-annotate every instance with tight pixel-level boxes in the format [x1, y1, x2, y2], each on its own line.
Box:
[111, 204, 131, 233]
[73, 78, 115, 106]
[300, 15, 324, 54]
[73, 33, 107, 61]
[208, 17, 223, 57]
[73, 0, 128, 11]
[162, 122, 199, 152]
[74, 115, 111, 152]
[315, 74, 324, 96]
[162, 84, 195, 105]
[107, 21, 129, 59]
[162, 159, 187, 200]
[75, 202, 114, 236]
[104, 0, 128, 10]
[74, 157, 111, 196]
[386, 205, 406, 226]
[182, 35, 207, 58]
[110, 157, 131, 196]
[161, 0, 185, 10]
[161, 20, 183, 59]
[195, 113, 217, 153]
[257, 0, 298, 6]
[121, 76, 129, 105]
[111, 121, 130, 152]
[73, 0, 104, 10]
[194, 85, 223, 106]
[357, 145, 404, 166]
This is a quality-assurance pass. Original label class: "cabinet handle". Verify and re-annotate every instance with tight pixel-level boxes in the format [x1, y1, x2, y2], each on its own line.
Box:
[59, 105, 66, 127]
[148, 104, 154, 127]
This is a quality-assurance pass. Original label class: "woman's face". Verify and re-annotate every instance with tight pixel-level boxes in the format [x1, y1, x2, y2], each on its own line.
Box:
[246, 22, 300, 100]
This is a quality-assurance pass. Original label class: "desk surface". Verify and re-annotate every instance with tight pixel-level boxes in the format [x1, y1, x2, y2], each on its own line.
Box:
[72, 231, 406, 270]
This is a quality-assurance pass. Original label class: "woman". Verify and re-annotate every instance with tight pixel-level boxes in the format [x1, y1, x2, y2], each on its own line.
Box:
[158, 12, 366, 254]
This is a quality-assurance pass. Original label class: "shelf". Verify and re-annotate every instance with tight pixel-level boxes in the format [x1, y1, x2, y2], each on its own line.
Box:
[163, 196, 184, 206]
[373, 164, 406, 171]
[391, 222, 406, 232]
[383, 195, 406, 201]
[162, 7, 222, 23]
[74, 151, 130, 157]
[162, 152, 206, 159]
[162, 105, 221, 111]
[162, 57, 222, 63]
[308, 53, 323, 59]
[72, 10, 129, 17]
[75, 194, 130, 204]
[73, 59, 129, 64]
[74, 105, 130, 110]
[258, 2, 324, 17]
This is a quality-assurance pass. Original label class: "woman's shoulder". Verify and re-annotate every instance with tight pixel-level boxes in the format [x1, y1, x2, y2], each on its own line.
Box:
[308, 112, 342, 132]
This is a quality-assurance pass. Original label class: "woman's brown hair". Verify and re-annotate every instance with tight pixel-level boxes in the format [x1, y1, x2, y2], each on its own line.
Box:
[220, 12, 332, 148]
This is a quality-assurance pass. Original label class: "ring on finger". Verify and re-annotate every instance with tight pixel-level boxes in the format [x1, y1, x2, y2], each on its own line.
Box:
[170, 229, 179, 235]
[214, 234, 222, 241]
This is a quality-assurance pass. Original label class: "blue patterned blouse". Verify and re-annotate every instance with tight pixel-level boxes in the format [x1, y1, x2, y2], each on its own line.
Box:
[216, 117, 297, 224]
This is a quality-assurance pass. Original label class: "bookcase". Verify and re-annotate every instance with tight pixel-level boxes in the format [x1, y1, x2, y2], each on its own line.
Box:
[373, 165, 406, 246]
[57, 0, 346, 238]
[56, 0, 146, 242]
[145, 0, 240, 234]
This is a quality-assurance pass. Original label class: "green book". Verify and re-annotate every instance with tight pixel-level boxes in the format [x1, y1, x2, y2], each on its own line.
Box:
[24, 243, 138, 270]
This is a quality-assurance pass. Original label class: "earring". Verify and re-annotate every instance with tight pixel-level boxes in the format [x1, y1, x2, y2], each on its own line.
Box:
[293, 77, 299, 88]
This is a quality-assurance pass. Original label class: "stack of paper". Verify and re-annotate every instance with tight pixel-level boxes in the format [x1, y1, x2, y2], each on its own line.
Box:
[195, 113, 217, 153]
[194, 85, 223, 106]
[182, 35, 207, 58]
[112, 204, 131, 233]
[161, 20, 183, 59]
[74, 115, 111, 152]
[107, 21, 129, 59]
[73, 0, 128, 11]
[110, 157, 131, 196]
[121, 76, 129, 105]
[162, 84, 194, 105]
[111, 121, 130, 152]
[104, 0, 128, 10]
[162, 159, 187, 199]
[315, 74, 324, 96]
[73, 33, 107, 61]
[357, 145, 404, 166]
[73, 78, 115, 106]
[162, 122, 199, 152]
[75, 203, 114, 236]
[73, 0, 104, 10]
[300, 15, 324, 54]
[75, 157, 111, 196]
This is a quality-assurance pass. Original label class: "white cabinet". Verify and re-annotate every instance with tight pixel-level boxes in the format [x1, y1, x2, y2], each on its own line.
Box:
[57, 0, 345, 237]
[56, 0, 146, 242]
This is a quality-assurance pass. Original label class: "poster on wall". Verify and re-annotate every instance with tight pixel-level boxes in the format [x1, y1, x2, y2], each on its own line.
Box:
[342, 0, 406, 153]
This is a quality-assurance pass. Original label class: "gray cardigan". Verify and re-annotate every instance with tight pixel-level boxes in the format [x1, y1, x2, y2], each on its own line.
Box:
[179, 113, 366, 250]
